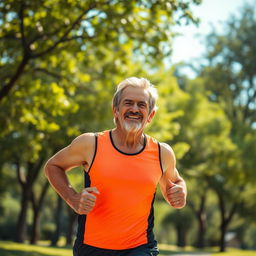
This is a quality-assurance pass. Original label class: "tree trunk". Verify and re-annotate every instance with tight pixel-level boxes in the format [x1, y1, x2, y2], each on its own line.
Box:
[51, 195, 63, 246]
[66, 206, 77, 246]
[15, 187, 31, 242]
[176, 225, 186, 247]
[15, 158, 46, 243]
[30, 181, 49, 244]
[220, 222, 227, 252]
[30, 211, 40, 244]
[217, 191, 238, 252]
[188, 194, 207, 249]
[196, 210, 207, 248]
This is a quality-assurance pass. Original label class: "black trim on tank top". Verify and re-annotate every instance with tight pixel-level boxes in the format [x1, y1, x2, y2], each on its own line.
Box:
[109, 130, 147, 155]
[146, 192, 157, 246]
[157, 142, 164, 175]
[87, 133, 98, 173]
[73, 171, 91, 254]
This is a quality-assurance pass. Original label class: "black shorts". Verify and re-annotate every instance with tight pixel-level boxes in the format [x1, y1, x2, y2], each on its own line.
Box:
[73, 243, 159, 256]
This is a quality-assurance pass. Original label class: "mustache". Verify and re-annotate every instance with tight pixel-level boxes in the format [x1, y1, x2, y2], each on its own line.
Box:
[124, 112, 143, 118]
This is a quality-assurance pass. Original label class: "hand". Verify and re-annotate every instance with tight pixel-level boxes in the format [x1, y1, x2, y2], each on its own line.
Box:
[70, 187, 100, 215]
[166, 180, 186, 209]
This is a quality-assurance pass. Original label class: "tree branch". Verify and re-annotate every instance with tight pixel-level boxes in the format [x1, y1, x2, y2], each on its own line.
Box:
[0, 3, 32, 102]
[61, 34, 96, 42]
[30, 157, 46, 184]
[0, 34, 19, 41]
[31, 3, 97, 59]
[19, 1, 30, 56]
[217, 190, 226, 221]
[38, 181, 50, 207]
[243, 75, 256, 122]
[29, 9, 100, 45]
[0, 56, 29, 102]
[15, 160, 26, 187]
[34, 68, 63, 80]
[30, 188, 36, 211]
[33, 68, 94, 94]
[199, 193, 206, 214]
[29, 26, 67, 45]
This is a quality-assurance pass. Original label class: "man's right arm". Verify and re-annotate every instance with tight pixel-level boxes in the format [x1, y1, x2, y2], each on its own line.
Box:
[44, 133, 99, 215]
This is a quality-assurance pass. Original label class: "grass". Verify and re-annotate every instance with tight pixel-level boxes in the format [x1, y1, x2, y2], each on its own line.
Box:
[211, 248, 256, 256]
[0, 241, 255, 256]
[0, 241, 71, 256]
[158, 243, 220, 255]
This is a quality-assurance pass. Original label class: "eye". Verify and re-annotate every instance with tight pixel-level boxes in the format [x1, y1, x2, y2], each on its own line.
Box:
[138, 102, 146, 108]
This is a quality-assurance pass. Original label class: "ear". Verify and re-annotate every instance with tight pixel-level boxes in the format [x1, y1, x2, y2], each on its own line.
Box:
[112, 105, 119, 119]
[147, 110, 155, 123]
[112, 105, 117, 115]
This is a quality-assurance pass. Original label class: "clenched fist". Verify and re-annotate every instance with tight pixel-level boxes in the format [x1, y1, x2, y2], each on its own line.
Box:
[70, 187, 100, 215]
[166, 180, 186, 209]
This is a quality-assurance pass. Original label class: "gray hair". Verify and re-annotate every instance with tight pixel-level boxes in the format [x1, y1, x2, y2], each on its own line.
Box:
[112, 77, 158, 114]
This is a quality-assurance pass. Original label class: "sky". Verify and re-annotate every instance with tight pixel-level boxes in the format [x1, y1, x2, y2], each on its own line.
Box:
[171, 0, 255, 64]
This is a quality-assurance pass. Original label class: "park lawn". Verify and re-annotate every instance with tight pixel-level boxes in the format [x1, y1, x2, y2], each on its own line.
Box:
[211, 249, 256, 256]
[0, 241, 71, 256]
[158, 243, 216, 255]
[158, 244, 256, 256]
[1, 241, 255, 256]
[0, 241, 191, 256]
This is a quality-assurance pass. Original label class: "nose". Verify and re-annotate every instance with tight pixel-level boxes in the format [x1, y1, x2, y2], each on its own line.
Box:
[130, 103, 139, 112]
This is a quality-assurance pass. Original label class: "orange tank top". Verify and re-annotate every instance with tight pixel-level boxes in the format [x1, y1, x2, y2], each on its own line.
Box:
[83, 130, 163, 250]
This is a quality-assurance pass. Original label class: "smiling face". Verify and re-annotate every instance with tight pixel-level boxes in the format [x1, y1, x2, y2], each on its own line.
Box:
[113, 86, 155, 133]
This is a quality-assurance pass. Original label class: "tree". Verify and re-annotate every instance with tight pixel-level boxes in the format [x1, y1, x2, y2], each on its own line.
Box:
[0, 0, 201, 102]
[147, 67, 231, 248]
[171, 67, 237, 250]
[202, 3, 256, 131]
[194, 2, 256, 251]
[30, 180, 49, 244]
[162, 207, 194, 247]
[187, 179, 207, 248]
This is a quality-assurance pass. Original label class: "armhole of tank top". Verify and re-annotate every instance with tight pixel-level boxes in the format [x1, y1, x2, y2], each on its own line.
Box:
[87, 133, 98, 174]
[158, 142, 164, 175]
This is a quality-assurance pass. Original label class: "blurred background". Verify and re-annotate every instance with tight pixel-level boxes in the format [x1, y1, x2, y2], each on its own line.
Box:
[0, 0, 256, 254]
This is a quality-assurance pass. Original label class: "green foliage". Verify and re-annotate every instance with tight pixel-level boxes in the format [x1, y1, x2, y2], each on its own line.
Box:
[148, 68, 187, 143]
[177, 2, 256, 251]
[0, 0, 201, 96]
[197, 0, 256, 202]
[202, 3, 256, 130]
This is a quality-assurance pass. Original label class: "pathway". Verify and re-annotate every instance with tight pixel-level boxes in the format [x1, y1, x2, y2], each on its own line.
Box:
[170, 253, 211, 256]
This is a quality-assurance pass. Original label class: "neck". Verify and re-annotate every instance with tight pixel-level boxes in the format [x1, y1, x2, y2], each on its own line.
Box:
[112, 127, 144, 152]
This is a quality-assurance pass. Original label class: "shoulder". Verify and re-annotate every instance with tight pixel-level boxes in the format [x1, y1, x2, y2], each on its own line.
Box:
[46, 133, 97, 170]
[69, 132, 96, 152]
[159, 142, 176, 172]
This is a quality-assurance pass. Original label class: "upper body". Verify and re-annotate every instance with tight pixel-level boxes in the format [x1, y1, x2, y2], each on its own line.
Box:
[44, 77, 187, 249]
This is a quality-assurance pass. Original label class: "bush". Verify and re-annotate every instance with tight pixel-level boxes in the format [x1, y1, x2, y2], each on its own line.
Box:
[41, 223, 55, 240]
[0, 221, 16, 240]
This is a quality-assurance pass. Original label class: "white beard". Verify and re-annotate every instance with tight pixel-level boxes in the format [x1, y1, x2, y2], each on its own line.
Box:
[123, 120, 142, 133]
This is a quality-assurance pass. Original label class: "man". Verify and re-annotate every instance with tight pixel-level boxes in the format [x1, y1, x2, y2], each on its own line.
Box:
[44, 77, 187, 256]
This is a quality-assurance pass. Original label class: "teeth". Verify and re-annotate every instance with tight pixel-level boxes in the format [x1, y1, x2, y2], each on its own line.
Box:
[127, 116, 140, 119]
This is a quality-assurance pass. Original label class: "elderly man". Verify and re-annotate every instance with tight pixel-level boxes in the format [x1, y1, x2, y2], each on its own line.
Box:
[44, 77, 187, 256]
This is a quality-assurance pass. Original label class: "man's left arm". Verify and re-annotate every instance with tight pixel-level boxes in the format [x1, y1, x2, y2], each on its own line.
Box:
[159, 143, 187, 209]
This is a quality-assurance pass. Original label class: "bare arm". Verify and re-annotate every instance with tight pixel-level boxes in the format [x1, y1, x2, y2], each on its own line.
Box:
[44, 133, 99, 214]
[159, 143, 187, 209]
